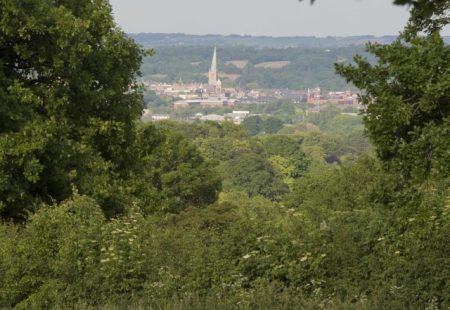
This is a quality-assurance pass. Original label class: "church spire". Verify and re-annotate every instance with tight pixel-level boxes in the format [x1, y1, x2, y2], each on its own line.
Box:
[208, 47, 218, 86]
[210, 46, 217, 73]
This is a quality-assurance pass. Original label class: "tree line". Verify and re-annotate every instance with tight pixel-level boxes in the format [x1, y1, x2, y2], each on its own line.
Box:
[141, 45, 367, 90]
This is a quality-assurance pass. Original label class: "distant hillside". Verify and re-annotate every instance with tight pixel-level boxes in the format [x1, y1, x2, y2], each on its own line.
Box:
[138, 34, 450, 90]
[130, 33, 450, 48]
[141, 46, 371, 90]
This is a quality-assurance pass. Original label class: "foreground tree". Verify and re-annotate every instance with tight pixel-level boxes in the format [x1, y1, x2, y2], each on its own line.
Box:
[0, 0, 220, 220]
[331, 0, 450, 182]
[0, 0, 145, 219]
[298, 0, 449, 181]
[337, 34, 450, 181]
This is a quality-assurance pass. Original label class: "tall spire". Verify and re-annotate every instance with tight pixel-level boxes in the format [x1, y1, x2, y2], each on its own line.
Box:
[211, 47, 217, 72]
[208, 47, 218, 86]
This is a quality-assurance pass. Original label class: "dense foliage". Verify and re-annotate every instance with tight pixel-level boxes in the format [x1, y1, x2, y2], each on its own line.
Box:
[337, 33, 450, 182]
[0, 0, 220, 220]
[1, 157, 448, 309]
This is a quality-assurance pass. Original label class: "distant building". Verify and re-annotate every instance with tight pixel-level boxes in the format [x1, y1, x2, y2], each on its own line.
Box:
[151, 114, 170, 121]
[307, 87, 326, 104]
[228, 110, 250, 124]
[140, 109, 170, 122]
[199, 97, 226, 108]
[208, 47, 218, 87]
[199, 114, 225, 122]
[173, 96, 236, 109]
[280, 90, 307, 103]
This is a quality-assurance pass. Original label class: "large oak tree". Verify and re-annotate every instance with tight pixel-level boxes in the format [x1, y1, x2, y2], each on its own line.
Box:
[0, 0, 220, 220]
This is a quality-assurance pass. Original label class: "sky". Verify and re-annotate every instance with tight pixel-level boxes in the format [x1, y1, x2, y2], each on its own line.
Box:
[109, 0, 450, 37]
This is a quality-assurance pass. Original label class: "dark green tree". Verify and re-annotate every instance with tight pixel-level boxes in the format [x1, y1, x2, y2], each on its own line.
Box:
[0, 0, 222, 220]
[222, 153, 288, 200]
[336, 32, 450, 181]
[0, 0, 146, 219]
[263, 116, 284, 134]
[133, 124, 222, 214]
[243, 115, 264, 135]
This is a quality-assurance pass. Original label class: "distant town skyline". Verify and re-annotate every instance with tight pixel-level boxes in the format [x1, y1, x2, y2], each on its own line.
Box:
[109, 0, 450, 37]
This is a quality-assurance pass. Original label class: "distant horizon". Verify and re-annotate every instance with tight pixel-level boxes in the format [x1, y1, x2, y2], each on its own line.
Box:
[110, 0, 450, 37]
[128, 32, 450, 49]
[127, 31, 405, 38]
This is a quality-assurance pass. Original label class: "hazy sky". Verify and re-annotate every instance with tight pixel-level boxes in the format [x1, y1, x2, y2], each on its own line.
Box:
[109, 0, 450, 37]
